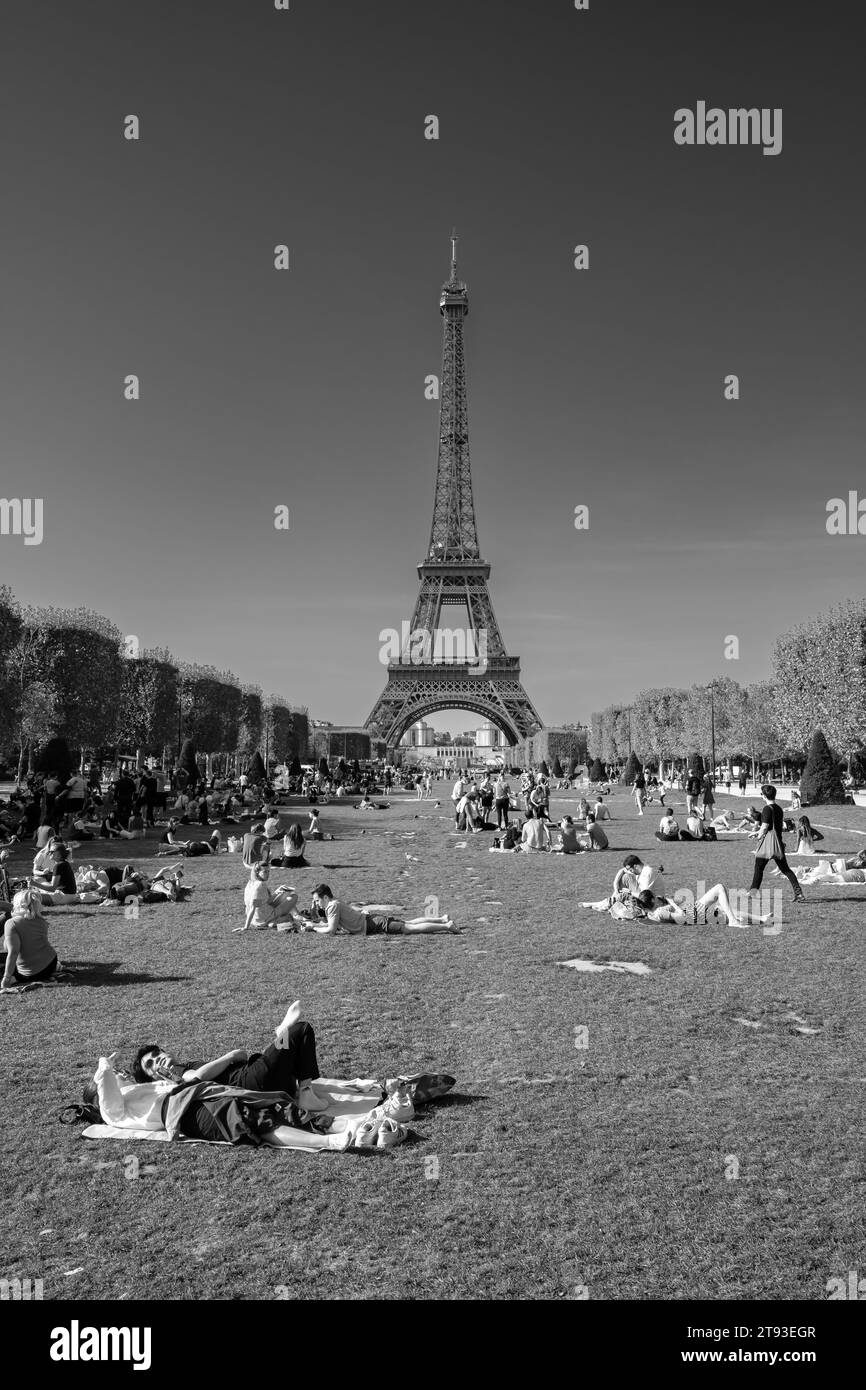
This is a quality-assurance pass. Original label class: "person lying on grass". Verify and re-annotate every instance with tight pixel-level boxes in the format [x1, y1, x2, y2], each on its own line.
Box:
[303, 884, 460, 935]
[86, 1003, 455, 1151]
[583, 866, 774, 927]
[155, 828, 224, 857]
[778, 853, 866, 885]
[102, 863, 190, 905]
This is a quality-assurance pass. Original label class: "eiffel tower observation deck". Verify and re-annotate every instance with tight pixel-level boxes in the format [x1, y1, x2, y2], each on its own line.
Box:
[365, 236, 543, 749]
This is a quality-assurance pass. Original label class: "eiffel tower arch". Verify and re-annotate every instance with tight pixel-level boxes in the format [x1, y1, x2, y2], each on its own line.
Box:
[366, 236, 543, 751]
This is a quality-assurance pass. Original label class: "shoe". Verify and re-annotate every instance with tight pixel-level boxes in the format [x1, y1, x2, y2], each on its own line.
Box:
[376, 1117, 406, 1150]
[353, 1118, 380, 1150]
[381, 1084, 414, 1124]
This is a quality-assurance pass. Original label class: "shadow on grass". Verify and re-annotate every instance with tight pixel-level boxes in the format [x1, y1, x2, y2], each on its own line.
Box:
[59, 961, 193, 987]
[421, 1092, 484, 1109]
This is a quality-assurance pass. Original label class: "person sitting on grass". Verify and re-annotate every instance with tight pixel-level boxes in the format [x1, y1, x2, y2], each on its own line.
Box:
[735, 806, 763, 834]
[33, 834, 65, 878]
[520, 808, 551, 852]
[793, 815, 825, 855]
[307, 807, 333, 840]
[272, 822, 309, 869]
[126, 809, 146, 840]
[242, 823, 270, 868]
[656, 808, 680, 842]
[554, 816, 583, 854]
[100, 811, 137, 840]
[1, 889, 61, 991]
[592, 796, 611, 822]
[304, 884, 460, 935]
[31, 845, 87, 905]
[585, 812, 609, 850]
[581, 855, 644, 910]
[263, 811, 282, 842]
[239, 864, 299, 931]
[681, 811, 716, 842]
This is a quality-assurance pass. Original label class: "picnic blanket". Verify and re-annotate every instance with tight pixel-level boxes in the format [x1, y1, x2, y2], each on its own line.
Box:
[81, 1077, 387, 1146]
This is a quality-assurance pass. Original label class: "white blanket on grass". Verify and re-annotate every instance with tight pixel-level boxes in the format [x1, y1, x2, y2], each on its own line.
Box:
[82, 1077, 386, 1146]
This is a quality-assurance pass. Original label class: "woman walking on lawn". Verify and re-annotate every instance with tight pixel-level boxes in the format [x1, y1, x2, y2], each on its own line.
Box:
[749, 785, 804, 903]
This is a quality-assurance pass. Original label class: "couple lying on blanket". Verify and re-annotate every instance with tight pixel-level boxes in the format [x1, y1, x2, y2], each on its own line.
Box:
[84, 1003, 455, 1153]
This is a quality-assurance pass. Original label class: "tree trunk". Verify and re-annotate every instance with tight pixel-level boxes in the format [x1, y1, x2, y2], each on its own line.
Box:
[17, 739, 27, 786]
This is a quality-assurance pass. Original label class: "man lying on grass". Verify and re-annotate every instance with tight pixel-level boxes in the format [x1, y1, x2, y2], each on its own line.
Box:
[86, 1003, 455, 1152]
[302, 884, 460, 935]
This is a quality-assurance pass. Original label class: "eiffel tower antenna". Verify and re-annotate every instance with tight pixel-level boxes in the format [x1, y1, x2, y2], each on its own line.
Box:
[366, 240, 543, 749]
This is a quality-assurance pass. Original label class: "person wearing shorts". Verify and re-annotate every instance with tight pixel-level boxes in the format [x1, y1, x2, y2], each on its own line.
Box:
[307, 885, 459, 935]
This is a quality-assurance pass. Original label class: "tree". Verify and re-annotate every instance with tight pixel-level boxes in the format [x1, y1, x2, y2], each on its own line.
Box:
[552, 757, 564, 778]
[352, 759, 361, 780]
[13, 681, 59, 784]
[774, 602, 866, 757]
[338, 758, 348, 779]
[318, 756, 330, 781]
[566, 755, 578, 778]
[539, 759, 550, 776]
[268, 700, 293, 764]
[290, 756, 302, 777]
[589, 757, 606, 783]
[632, 688, 686, 773]
[116, 648, 178, 761]
[237, 686, 264, 766]
[0, 585, 23, 748]
[622, 751, 643, 785]
[247, 750, 267, 785]
[34, 735, 74, 780]
[799, 729, 847, 805]
[688, 753, 705, 777]
[12, 606, 123, 755]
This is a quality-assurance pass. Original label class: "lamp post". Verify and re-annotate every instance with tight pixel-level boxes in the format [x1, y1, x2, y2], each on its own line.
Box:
[709, 682, 716, 783]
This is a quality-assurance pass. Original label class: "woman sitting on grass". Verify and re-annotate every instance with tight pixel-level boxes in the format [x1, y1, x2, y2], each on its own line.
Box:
[1, 889, 62, 991]
[272, 823, 309, 869]
[239, 864, 299, 931]
[793, 816, 825, 855]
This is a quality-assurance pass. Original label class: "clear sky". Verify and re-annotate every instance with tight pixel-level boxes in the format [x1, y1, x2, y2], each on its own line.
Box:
[2, 0, 864, 732]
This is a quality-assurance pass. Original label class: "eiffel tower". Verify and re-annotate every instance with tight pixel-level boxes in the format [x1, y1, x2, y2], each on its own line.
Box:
[366, 235, 543, 750]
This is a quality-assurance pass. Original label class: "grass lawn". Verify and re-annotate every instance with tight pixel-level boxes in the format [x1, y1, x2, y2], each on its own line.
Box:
[2, 788, 864, 1301]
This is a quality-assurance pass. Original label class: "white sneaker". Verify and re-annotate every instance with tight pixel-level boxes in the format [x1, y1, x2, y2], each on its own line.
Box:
[381, 1085, 414, 1125]
[376, 1117, 406, 1150]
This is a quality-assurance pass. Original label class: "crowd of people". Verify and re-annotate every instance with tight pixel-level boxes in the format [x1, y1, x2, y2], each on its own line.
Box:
[4, 743, 855, 1166]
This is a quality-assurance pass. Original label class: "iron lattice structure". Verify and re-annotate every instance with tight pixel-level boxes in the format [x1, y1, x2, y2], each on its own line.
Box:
[366, 237, 543, 749]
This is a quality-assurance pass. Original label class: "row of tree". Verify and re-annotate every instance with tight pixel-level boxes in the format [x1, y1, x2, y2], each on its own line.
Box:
[589, 678, 783, 775]
[0, 586, 309, 777]
[588, 600, 866, 776]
